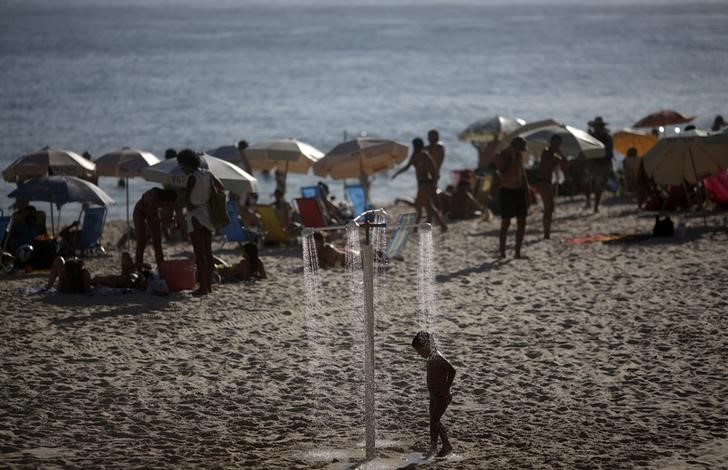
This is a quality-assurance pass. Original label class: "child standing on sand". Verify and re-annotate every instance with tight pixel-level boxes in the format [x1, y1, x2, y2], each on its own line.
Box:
[412, 331, 456, 458]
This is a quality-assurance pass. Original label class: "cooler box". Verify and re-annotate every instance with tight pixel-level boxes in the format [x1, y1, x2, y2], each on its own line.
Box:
[158, 259, 196, 291]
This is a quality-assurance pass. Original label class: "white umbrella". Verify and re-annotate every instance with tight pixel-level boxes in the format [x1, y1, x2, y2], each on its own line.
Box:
[95, 147, 161, 241]
[246, 139, 323, 173]
[142, 153, 258, 196]
[458, 116, 527, 142]
[3, 146, 96, 182]
[642, 131, 728, 185]
[497, 119, 606, 159]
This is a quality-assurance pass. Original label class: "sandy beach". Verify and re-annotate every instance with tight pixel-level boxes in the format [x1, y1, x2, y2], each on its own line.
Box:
[1, 197, 727, 469]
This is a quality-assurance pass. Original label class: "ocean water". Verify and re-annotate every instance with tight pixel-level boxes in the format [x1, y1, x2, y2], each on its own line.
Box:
[1, 0, 727, 221]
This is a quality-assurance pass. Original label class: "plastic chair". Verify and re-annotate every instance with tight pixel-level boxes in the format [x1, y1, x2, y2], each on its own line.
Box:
[385, 212, 416, 260]
[345, 184, 371, 218]
[221, 200, 255, 249]
[294, 198, 328, 228]
[300, 186, 322, 199]
[76, 206, 108, 255]
[256, 204, 291, 243]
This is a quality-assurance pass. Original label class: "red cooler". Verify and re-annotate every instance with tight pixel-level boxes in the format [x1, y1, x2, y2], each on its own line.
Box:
[158, 259, 196, 291]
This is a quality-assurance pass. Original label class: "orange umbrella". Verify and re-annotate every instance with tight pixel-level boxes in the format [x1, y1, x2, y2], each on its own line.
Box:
[633, 110, 694, 128]
[612, 128, 658, 156]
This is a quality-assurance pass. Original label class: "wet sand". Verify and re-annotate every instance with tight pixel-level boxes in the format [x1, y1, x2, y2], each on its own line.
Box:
[1, 197, 727, 469]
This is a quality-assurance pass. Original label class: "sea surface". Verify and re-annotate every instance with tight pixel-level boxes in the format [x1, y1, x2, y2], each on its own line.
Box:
[1, 0, 727, 222]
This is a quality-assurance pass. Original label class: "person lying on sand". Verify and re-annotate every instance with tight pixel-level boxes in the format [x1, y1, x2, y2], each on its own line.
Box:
[47, 252, 152, 293]
[412, 331, 456, 458]
[313, 231, 346, 268]
[215, 242, 267, 282]
[90, 252, 153, 290]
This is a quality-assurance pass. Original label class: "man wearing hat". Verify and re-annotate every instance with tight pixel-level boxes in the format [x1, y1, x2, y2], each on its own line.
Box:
[495, 137, 529, 258]
[585, 116, 614, 213]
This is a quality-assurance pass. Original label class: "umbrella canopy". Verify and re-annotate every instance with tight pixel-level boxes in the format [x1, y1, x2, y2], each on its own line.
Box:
[207, 145, 241, 163]
[458, 116, 527, 142]
[3, 147, 96, 182]
[642, 132, 728, 185]
[612, 128, 659, 157]
[313, 137, 408, 179]
[142, 153, 258, 195]
[633, 110, 694, 129]
[497, 119, 606, 159]
[245, 139, 323, 173]
[8, 175, 115, 208]
[95, 147, 161, 177]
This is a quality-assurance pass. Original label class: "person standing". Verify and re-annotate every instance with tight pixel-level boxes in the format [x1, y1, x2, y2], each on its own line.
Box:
[237, 140, 253, 175]
[132, 188, 179, 269]
[178, 149, 224, 296]
[586, 116, 614, 213]
[426, 129, 446, 210]
[495, 137, 529, 258]
[535, 135, 566, 239]
[392, 138, 448, 232]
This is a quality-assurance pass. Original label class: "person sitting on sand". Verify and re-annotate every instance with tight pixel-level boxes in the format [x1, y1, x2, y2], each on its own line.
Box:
[412, 331, 456, 458]
[449, 179, 485, 221]
[46, 257, 91, 293]
[216, 242, 267, 282]
[313, 231, 346, 268]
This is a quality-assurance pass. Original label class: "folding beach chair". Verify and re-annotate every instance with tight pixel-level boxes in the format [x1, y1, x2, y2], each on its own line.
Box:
[256, 204, 291, 244]
[385, 212, 417, 261]
[294, 198, 328, 228]
[345, 184, 371, 218]
[220, 200, 256, 249]
[300, 186, 322, 199]
[76, 206, 108, 256]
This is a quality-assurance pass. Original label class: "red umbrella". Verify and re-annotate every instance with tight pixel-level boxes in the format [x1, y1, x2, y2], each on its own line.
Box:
[633, 110, 694, 128]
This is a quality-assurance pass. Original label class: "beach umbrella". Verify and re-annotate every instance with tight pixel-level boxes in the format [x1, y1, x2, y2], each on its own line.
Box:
[313, 137, 408, 179]
[95, 147, 161, 242]
[497, 119, 606, 159]
[207, 145, 241, 163]
[633, 110, 694, 129]
[642, 131, 728, 185]
[2, 146, 96, 183]
[612, 128, 659, 157]
[458, 116, 527, 142]
[142, 153, 258, 196]
[246, 139, 323, 173]
[8, 175, 115, 235]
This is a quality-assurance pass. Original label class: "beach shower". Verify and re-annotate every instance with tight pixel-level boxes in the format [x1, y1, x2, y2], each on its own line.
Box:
[301, 209, 437, 462]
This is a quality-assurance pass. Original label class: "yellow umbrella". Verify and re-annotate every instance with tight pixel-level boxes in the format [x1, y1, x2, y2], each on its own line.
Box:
[612, 128, 658, 156]
[313, 137, 407, 179]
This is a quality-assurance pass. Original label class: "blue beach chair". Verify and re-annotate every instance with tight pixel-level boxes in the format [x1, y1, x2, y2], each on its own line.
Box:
[345, 184, 371, 218]
[300, 186, 322, 199]
[220, 200, 255, 250]
[76, 206, 108, 256]
[385, 212, 416, 261]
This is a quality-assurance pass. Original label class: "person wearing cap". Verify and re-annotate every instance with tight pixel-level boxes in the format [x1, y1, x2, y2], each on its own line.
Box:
[585, 116, 614, 213]
[495, 137, 529, 258]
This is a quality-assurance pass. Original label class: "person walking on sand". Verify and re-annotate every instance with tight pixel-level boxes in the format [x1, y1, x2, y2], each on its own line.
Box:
[412, 331, 456, 458]
[426, 129, 446, 211]
[535, 135, 566, 239]
[392, 138, 448, 232]
[179, 149, 225, 296]
[495, 137, 529, 258]
[585, 116, 614, 213]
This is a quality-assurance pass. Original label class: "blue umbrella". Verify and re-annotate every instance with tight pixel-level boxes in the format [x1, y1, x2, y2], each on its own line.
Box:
[8, 175, 115, 235]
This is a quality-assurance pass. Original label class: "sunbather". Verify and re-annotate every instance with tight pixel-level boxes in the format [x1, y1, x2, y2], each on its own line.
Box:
[313, 231, 346, 268]
[216, 242, 267, 282]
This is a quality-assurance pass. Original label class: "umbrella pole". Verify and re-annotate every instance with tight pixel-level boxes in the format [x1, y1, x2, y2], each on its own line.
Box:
[126, 177, 130, 248]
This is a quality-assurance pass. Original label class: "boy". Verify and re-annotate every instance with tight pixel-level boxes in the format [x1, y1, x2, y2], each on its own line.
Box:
[412, 331, 456, 457]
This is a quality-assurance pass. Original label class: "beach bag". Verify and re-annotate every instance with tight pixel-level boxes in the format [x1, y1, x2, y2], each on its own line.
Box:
[652, 216, 674, 237]
[208, 176, 230, 230]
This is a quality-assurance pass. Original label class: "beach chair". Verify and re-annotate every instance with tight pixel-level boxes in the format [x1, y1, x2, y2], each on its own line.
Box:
[256, 204, 291, 244]
[294, 198, 328, 228]
[385, 212, 417, 261]
[76, 206, 108, 256]
[220, 200, 255, 249]
[300, 186, 322, 199]
[345, 184, 371, 218]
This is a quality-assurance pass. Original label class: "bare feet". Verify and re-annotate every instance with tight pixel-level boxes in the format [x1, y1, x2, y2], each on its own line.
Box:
[192, 289, 208, 297]
[437, 444, 452, 457]
[498, 251, 506, 259]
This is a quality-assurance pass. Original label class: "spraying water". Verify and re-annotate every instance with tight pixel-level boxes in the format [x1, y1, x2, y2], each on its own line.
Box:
[417, 223, 437, 337]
